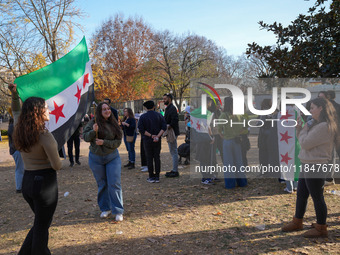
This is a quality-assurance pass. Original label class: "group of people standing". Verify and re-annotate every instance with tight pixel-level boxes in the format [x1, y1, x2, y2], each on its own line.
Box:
[192, 91, 339, 239]
[7, 80, 339, 254]
[8, 82, 181, 254]
[120, 93, 180, 181]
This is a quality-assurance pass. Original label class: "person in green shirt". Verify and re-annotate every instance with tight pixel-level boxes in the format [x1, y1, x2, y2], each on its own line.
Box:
[218, 97, 247, 189]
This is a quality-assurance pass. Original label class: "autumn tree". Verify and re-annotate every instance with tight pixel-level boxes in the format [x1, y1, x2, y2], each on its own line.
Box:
[0, 89, 10, 115]
[153, 30, 219, 110]
[246, 0, 339, 78]
[90, 14, 156, 102]
[0, 0, 83, 102]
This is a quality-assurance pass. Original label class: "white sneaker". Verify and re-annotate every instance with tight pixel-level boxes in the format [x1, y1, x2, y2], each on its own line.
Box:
[115, 214, 123, 221]
[284, 188, 293, 194]
[100, 211, 111, 218]
[141, 166, 148, 172]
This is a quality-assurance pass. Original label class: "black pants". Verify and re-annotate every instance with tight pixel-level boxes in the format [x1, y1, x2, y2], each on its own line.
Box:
[19, 169, 58, 255]
[144, 139, 161, 178]
[295, 168, 327, 225]
[140, 138, 147, 166]
[67, 134, 80, 163]
[258, 130, 270, 166]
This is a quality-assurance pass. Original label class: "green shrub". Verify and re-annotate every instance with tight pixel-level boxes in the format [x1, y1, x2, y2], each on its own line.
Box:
[1, 130, 8, 136]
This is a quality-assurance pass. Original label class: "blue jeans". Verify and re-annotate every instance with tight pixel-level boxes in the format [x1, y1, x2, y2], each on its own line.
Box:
[167, 138, 178, 172]
[88, 150, 123, 214]
[12, 151, 24, 190]
[285, 180, 298, 192]
[223, 139, 248, 189]
[123, 133, 137, 163]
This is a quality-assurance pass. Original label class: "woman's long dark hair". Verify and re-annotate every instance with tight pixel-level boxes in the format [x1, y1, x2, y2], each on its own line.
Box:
[310, 97, 338, 135]
[13, 97, 46, 152]
[123, 108, 135, 121]
[223, 97, 233, 114]
[95, 102, 122, 140]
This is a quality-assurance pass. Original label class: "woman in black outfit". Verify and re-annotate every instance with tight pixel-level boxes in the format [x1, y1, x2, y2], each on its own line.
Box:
[10, 84, 62, 254]
[121, 107, 137, 169]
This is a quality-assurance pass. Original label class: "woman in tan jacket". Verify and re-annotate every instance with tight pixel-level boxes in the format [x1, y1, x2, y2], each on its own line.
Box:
[282, 97, 338, 238]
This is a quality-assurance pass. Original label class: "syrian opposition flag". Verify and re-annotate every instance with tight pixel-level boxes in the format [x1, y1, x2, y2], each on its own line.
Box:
[190, 106, 214, 150]
[14, 37, 94, 149]
[277, 106, 301, 181]
[190, 107, 213, 134]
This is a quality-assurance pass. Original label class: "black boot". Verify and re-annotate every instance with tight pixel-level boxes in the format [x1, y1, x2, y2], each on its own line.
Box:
[124, 162, 131, 167]
[128, 163, 135, 169]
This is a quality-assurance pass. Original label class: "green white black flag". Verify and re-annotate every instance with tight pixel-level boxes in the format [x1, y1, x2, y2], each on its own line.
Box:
[14, 37, 94, 149]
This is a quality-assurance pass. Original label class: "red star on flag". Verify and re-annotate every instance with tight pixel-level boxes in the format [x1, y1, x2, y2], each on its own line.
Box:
[280, 131, 293, 144]
[280, 152, 292, 165]
[190, 119, 193, 125]
[50, 101, 65, 123]
[74, 85, 82, 104]
[196, 121, 201, 130]
[280, 111, 293, 120]
[83, 73, 89, 89]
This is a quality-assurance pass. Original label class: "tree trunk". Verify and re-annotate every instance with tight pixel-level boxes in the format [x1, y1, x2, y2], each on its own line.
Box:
[177, 96, 182, 113]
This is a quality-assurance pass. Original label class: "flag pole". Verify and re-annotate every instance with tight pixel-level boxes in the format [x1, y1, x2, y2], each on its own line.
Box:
[92, 101, 98, 138]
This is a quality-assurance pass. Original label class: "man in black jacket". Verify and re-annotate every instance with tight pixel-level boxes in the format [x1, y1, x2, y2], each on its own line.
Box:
[138, 101, 167, 183]
[163, 93, 180, 177]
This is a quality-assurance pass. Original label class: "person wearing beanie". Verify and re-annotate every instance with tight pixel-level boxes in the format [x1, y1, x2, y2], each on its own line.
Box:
[138, 101, 167, 183]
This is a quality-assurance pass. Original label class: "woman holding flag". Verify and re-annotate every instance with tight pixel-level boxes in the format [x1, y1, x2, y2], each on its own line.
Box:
[83, 102, 124, 221]
[9, 84, 62, 255]
[282, 97, 338, 238]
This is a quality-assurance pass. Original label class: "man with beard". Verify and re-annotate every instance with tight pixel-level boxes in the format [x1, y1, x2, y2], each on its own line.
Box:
[163, 93, 180, 178]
